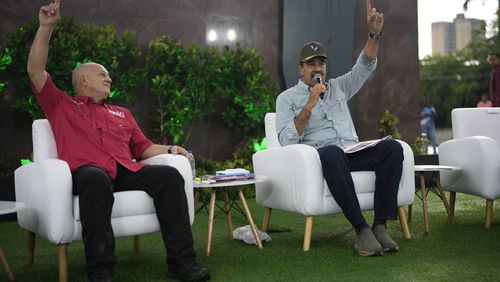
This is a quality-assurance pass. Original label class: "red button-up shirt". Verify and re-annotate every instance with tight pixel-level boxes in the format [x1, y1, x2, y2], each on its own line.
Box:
[32, 74, 153, 179]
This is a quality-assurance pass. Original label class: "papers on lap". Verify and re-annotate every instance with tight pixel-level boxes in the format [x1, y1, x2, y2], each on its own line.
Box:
[343, 135, 392, 154]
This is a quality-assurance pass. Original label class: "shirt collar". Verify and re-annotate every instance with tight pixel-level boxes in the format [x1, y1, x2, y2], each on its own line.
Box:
[297, 78, 310, 91]
[76, 95, 106, 105]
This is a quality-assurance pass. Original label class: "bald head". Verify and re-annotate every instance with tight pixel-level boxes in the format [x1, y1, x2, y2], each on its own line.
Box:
[71, 62, 112, 100]
[72, 62, 100, 90]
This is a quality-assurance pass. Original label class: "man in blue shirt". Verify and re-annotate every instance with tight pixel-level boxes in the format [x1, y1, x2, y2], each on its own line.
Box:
[276, 0, 403, 256]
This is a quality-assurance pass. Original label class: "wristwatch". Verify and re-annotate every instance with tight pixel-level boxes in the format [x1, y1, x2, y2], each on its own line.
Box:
[368, 31, 382, 40]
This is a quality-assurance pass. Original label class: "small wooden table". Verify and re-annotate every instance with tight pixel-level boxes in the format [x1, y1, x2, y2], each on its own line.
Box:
[0, 201, 25, 281]
[193, 175, 268, 256]
[410, 165, 460, 234]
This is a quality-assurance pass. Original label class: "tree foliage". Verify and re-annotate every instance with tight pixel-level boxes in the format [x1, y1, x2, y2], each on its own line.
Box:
[0, 17, 144, 119]
[420, 18, 493, 126]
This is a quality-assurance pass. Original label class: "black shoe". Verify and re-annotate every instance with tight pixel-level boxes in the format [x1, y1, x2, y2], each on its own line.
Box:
[88, 268, 113, 282]
[167, 262, 210, 282]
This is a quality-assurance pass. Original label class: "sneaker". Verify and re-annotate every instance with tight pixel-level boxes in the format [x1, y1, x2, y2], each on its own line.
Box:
[167, 261, 210, 282]
[354, 227, 384, 256]
[372, 224, 399, 252]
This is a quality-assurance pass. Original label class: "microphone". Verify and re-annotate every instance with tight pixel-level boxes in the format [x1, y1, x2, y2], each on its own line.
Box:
[313, 73, 325, 99]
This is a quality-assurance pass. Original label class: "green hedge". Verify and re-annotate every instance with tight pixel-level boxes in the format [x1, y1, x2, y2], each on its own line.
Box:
[0, 17, 143, 119]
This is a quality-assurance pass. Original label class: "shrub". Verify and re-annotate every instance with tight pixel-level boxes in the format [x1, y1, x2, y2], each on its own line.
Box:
[378, 109, 402, 139]
[0, 17, 144, 119]
[145, 40, 277, 148]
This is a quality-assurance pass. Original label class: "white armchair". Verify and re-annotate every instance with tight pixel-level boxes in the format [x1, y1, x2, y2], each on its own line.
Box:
[438, 107, 500, 229]
[14, 119, 194, 281]
[252, 113, 414, 251]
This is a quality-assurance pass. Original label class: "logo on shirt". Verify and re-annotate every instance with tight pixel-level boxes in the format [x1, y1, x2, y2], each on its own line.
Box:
[72, 100, 83, 107]
[108, 109, 125, 118]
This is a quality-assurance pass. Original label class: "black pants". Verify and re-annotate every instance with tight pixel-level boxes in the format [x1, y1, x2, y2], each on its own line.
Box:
[317, 139, 403, 227]
[72, 163, 196, 275]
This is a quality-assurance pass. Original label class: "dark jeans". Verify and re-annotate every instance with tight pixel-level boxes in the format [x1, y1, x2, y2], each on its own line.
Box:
[72, 163, 196, 275]
[317, 139, 403, 227]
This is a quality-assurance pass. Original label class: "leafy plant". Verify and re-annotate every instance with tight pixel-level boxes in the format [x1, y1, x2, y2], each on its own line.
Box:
[0, 17, 144, 119]
[412, 133, 432, 155]
[145, 37, 223, 145]
[219, 44, 277, 139]
[145, 39, 277, 147]
[378, 109, 401, 139]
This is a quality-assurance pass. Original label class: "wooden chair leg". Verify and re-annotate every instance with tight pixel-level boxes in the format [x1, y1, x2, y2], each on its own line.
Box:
[58, 244, 68, 282]
[0, 245, 14, 281]
[303, 216, 314, 252]
[485, 199, 493, 229]
[398, 207, 411, 239]
[134, 235, 141, 253]
[27, 231, 36, 266]
[449, 191, 456, 216]
[262, 208, 272, 232]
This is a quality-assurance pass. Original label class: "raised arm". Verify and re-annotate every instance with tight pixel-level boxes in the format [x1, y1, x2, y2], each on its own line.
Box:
[27, 0, 61, 92]
[364, 0, 384, 59]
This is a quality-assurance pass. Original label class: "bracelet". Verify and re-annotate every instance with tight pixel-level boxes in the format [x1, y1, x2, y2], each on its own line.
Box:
[368, 31, 382, 40]
[167, 145, 173, 153]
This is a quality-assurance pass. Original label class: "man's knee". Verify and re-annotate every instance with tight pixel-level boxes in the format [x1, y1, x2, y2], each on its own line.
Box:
[319, 145, 345, 159]
[155, 165, 185, 187]
[379, 140, 403, 161]
[73, 165, 113, 193]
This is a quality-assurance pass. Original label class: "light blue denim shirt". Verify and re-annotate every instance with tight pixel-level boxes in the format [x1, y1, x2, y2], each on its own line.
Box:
[276, 50, 377, 150]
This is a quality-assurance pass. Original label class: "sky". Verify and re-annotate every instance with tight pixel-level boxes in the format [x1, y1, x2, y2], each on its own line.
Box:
[418, 0, 498, 59]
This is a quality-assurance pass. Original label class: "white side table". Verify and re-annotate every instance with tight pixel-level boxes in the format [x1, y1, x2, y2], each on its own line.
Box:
[193, 175, 269, 256]
[0, 201, 25, 281]
[410, 165, 461, 234]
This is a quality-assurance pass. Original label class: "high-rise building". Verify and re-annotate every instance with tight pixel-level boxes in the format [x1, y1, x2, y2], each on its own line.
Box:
[432, 22, 455, 56]
[431, 13, 484, 56]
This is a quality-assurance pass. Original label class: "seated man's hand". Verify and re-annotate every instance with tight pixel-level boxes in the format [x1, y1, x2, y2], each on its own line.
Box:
[170, 145, 189, 158]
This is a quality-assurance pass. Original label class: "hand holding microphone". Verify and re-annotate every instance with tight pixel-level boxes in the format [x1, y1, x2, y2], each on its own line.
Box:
[313, 73, 325, 99]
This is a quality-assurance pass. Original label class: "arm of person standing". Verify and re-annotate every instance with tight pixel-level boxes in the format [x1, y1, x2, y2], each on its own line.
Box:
[27, 0, 60, 92]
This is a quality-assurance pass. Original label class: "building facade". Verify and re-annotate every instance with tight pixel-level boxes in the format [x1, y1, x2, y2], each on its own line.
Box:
[432, 13, 483, 56]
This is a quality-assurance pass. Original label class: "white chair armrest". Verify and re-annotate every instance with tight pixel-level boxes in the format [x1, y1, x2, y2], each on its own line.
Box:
[253, 144, 325, 215]
[140, 154, 194, 223]
[439, 136, 500, 199]
[14, 159, 76, 243]
[397, 140, 415, 206]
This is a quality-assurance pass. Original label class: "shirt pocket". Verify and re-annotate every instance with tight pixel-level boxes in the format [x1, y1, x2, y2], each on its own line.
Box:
[108, 118, 132, 144]
[324, 92, 350, 123]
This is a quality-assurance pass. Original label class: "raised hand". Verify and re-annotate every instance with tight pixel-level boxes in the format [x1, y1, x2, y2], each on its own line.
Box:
[39, 0, 60, 27]
[366, 0, 384, 35]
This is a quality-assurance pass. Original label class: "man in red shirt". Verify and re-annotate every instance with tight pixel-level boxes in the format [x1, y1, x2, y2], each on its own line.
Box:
[489, 52, 500, 107]
[28, 1, 209, 281]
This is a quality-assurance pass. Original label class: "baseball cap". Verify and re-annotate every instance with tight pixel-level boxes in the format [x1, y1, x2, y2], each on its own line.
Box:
[299, 41, 328, 63]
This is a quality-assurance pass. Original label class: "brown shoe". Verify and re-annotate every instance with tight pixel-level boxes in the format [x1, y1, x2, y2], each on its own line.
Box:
[354, 227, 383, 256]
